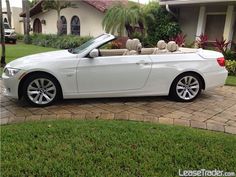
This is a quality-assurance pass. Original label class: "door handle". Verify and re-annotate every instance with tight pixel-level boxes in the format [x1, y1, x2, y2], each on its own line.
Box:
[136, 60, 150, 65]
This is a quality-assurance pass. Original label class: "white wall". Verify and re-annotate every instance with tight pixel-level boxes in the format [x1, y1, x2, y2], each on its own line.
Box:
[178, 6, 199, 44]
[11, 7, 24, 34]
[31, 10, 57, 34]
[3, 7, 23, 34]
[30, 1, 106, 37]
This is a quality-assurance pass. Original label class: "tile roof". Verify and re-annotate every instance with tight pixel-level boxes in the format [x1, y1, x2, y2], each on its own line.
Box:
[83, 0, 127, 12]
[20, 0, 128, 17]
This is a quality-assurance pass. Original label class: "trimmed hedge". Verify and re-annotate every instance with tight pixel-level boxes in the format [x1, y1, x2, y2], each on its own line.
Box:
[226, 60, 236, 76]
[30, 34, 92, 49]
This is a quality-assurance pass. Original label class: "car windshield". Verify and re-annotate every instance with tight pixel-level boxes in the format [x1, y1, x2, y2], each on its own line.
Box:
[69, 34, 112, 54]
[4, 24, 10, 29]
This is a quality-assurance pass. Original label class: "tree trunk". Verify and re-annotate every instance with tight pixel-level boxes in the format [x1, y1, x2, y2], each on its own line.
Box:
[22, 0, 26, 34]
[57, 10, 62, 36]
[0, 0, 6, 67]
[5, 0, 11, 27]
[125, 23, 134, 38]
[24, 0, 30, 44]
[138, 21, 145, 35]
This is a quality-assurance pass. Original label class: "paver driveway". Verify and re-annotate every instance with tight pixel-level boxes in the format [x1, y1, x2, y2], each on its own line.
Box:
[1, 80, 236, 134]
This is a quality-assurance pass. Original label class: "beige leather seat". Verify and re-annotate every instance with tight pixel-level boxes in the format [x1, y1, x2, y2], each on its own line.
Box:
[153, 40, 167, 54]
[167, 41, 179, 52]
[141, 48, 155, 55]
[123, 39, 142, 55]
[100, 49, 127, 56]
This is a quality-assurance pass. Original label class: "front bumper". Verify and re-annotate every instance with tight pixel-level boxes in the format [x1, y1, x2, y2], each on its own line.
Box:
[5, 35, 16, 41]
[1, 71, 25, 99]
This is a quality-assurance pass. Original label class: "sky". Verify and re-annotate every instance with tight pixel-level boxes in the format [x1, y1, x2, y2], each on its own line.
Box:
[2, 0, 151, 8]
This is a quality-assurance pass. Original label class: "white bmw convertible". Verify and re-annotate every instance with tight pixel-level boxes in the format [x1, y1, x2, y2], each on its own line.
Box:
[2, 34, 228, 106]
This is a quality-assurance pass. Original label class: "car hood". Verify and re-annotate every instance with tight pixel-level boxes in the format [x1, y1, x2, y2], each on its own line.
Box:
[7, 50, 76, 68]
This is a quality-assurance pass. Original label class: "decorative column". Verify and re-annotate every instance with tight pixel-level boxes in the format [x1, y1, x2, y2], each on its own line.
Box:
[196, 6, 206, 39]
[223, 5, 235, 49]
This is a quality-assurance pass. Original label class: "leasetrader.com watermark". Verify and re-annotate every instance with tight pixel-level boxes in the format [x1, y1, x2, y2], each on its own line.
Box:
[179, 169, 235, 177]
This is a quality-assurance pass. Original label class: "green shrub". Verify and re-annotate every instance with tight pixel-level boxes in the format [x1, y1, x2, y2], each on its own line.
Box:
[130, 31, 145, 43]
[224, 50, 236, 60]
[144, 2, 181, 47]
[226, 60, 236, 75]
[23, 35, 32, 44]
[30, 34, 92, 49]
[16, 33, 24, 41]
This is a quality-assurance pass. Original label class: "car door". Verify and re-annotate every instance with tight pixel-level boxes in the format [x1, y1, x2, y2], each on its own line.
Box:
[76, 55, 152, 93]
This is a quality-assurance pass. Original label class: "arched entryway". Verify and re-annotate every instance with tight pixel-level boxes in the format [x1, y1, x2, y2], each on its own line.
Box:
[33, 18, 42, 33]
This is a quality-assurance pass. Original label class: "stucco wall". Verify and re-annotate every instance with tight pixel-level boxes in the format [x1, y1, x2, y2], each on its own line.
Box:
[178, 6, 199, 44]
[30, 1, 106, 37]
[232, 14, 236, 50]
[206, 5, 227, 13]
[233, 14, 236, 42]
[11, 7, 24, 34]
[3, 7, 23, 34]
[177, 4, 235, 45]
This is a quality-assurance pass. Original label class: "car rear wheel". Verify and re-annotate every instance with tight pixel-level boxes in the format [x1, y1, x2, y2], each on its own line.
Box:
[23, 74, 59, 106]
[170, 73, 202, 102]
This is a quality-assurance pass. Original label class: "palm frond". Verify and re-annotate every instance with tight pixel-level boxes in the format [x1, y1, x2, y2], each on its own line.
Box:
[102, 3, 147, 37]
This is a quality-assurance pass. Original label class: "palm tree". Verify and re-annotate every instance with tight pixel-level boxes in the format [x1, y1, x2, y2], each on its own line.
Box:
[42, 0, 75, 35]
[22, 0, 30, 44]
[22, 0, 25, 34]
[102, 3, 147, 37]
[0, 0, 6, 67]
[5, 0, 11, 27]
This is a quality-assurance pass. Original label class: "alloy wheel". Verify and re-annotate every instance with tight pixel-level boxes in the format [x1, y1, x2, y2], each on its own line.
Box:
[176, 76, 200, 100]
[27, 78, 57, 105]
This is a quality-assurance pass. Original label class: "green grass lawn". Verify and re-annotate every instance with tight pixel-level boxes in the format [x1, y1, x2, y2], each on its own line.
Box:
[0, 42, 57, 64]
[226, 75, 236, 86]
[1, 120, 236, 177]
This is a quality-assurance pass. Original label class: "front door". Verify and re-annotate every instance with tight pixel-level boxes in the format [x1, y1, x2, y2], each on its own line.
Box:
[33, 18, 42, 33]
[77, 55, 152, 93]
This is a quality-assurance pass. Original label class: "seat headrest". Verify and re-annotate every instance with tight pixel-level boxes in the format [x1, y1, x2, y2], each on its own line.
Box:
[126, 39, 142, 51]
[167, 41, 178, 52]
[157, 40, 166, 50]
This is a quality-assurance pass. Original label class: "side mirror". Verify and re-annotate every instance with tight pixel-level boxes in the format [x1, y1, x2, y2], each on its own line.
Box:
[89, 49, 99, 58]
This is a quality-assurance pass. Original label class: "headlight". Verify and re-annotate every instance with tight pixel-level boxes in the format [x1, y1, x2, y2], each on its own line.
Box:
[4, 67, 21, 77]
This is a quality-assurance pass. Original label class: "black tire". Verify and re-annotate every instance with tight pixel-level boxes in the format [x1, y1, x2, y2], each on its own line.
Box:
[22, 73, 61, 107]
[169, 73, 202, 102]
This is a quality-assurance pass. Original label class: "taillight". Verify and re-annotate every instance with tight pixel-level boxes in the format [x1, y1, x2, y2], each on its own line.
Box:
[217, 57, 225, 67]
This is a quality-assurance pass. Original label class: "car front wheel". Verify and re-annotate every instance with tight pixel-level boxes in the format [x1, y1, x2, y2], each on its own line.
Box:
[170, 73, 202, 102]
[23, 74, 59, 106]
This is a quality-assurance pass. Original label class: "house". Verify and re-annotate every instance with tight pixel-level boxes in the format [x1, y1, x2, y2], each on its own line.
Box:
[3, 7, 23, 34]
[20, 0, 127, 37]
[159, 0, 236, 50]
